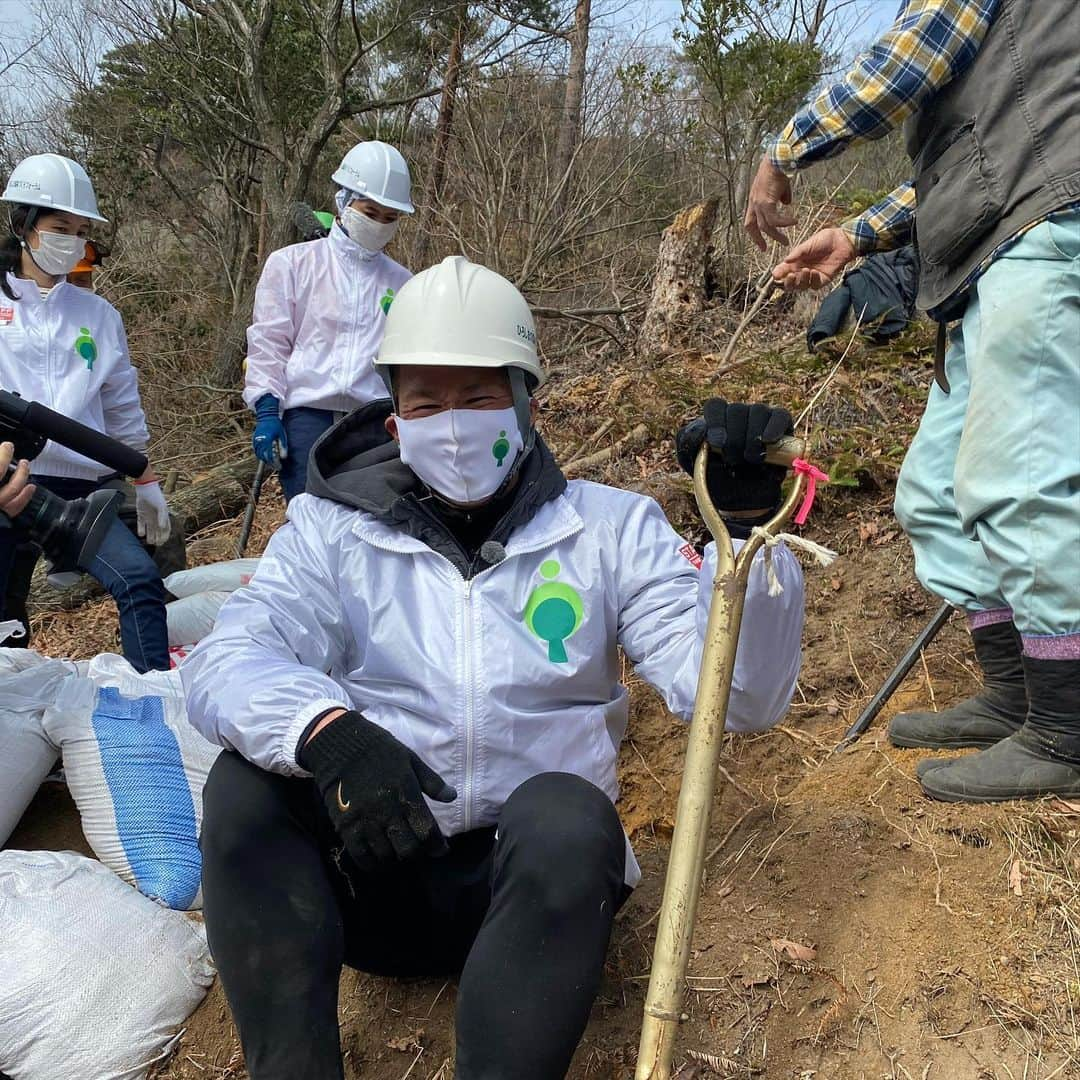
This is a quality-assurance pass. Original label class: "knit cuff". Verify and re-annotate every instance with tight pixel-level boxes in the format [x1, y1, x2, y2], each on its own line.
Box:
[967, 608, 1013, 631]
[296, 707, 364, 772]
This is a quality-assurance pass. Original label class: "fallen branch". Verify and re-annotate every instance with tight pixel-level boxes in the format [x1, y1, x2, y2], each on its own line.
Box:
[562, 417, 616, 466]
[531, 305, 635, 318]
[563, 423, 648, 477]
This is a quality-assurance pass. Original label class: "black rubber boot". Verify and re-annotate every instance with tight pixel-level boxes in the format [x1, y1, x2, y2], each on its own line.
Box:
[888, 621, 1026, 749]
[919, 657, 1080, 803]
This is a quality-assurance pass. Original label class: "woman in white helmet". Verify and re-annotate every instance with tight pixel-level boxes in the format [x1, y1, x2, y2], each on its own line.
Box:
[0, 154, 171, 671]
[244, 140, 414, 502]
[184, 257, 807, 1079]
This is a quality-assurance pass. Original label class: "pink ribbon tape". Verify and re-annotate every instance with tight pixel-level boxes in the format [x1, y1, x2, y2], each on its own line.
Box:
[792, 458, 829, 526]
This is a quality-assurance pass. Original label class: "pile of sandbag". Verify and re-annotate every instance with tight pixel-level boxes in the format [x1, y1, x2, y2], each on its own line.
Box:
[0, 851, 214, 1080]
[0, 641, 81, 847]
[0, 646, 220, 1078]
[164, 557, 259, 665]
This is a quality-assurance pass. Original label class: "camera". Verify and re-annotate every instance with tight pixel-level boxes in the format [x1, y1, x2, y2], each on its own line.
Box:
[0, 389, 149, 574]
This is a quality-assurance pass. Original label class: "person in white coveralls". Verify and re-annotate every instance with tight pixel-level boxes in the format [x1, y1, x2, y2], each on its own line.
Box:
[0, 154, 170, 671]
[244, 140, 413, 502]
[183, 256, 806, 1079]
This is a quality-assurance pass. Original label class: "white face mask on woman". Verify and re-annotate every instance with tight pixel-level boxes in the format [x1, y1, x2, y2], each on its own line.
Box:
[395, 406, 525, 506]
[341, 206, 398, 255]
[26, 230, 85, 277]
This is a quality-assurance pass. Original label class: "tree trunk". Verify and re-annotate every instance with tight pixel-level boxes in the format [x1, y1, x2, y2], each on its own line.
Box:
[209, 277, 257, 391]
[209, 172, 301, 391]
[413, 6, 467, 269]
[636, 198, 721, 363]
[553, 0, 591, 185]
[28, 457, 259, 614]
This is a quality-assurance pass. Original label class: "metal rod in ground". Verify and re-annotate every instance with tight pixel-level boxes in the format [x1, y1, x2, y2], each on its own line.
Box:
[832, 600, 954, 753]
[235, 459, 267, 559]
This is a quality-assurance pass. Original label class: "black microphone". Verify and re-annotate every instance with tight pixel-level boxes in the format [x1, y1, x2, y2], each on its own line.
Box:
[0, 391, 148, 477]
[479, 541, 507, 566]
[292, 202, 329, 242]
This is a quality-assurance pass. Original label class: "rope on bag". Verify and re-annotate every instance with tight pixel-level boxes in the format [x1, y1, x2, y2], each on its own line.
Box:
[751, 528, 838, 597]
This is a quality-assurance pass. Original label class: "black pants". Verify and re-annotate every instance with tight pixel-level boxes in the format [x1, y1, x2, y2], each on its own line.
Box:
[200, 754, 629, 1080]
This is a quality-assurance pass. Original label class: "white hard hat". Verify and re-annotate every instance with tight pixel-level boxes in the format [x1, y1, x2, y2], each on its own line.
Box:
[2, 154, 107, 223]
[376, 256, 544, 388]
[331, 141, 414, 214]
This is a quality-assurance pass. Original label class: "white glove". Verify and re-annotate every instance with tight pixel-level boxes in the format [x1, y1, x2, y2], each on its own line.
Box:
[134, 480, 172, 546]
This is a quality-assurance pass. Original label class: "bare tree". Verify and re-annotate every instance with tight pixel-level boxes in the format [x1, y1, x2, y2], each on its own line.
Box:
[44, 0, 559, 387]
[413, 1, 468, 269]
[676, 0, 859, 289]
[552, 0, 590, 184]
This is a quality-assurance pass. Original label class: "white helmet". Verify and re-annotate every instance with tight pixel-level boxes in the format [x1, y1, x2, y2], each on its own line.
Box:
[376, 256, 544, 388]
[331, 141, 414, 214]
[377, 256, 543, 453]
[2, 154, 107, 223]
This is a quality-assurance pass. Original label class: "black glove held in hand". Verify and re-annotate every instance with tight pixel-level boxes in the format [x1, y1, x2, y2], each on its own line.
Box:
[299, 710, 457, 869]
[675, 399, 794, 514]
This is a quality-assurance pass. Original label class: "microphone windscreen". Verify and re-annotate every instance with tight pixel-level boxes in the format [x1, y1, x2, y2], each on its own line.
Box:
[479, 541, 507, 566]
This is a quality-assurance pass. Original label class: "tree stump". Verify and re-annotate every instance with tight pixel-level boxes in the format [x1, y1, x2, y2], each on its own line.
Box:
[636, 198, 720, 363]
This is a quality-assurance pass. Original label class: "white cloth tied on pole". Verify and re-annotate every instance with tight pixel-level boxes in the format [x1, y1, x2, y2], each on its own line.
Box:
[751, 527, 838, 597]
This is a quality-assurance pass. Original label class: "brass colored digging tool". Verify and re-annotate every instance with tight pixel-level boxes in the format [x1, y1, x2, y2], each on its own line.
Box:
[636, 434, 806, 1080]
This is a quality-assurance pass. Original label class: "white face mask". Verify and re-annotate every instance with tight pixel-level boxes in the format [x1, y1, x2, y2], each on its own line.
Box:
[396, 406, 525, 506]
[341, 206, 398, 255]
[27, 230, 85, 277]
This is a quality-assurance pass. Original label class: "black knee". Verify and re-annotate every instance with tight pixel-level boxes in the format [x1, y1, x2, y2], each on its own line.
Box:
[496, 772, 625, 912]
[200, 751, 301, 870]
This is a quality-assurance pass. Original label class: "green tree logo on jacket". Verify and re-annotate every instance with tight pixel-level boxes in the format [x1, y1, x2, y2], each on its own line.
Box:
[379, 288, 395, 315]
[524, 560, 584, 663]
[73, 327, 97, 371]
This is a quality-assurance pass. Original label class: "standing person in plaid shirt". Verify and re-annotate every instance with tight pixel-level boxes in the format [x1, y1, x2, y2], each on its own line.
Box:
[744, 0, 1079, 804]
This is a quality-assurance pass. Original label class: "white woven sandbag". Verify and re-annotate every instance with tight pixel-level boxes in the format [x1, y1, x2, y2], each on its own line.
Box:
[42, 654, 221, 910]
[163, 558, 260, 599]
[166, 590, 231, 647]
[0, 650, 83, 846]
[0, 850, 214, 1080]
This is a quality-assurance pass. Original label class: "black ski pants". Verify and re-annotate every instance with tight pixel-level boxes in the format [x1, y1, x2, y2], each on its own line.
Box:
[200, 752, 628, 1080]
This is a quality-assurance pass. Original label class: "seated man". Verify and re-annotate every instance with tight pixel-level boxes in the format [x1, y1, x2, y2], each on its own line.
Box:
[182, 256, 806, 1080]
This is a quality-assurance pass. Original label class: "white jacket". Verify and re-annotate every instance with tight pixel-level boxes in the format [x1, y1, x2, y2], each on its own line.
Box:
[0, 276, 149, 479]
[183, 481, 804, 882]
[243, 227, 412, 413]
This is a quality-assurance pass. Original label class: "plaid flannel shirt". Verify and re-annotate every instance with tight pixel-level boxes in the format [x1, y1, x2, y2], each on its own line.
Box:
[768, 0, 999, 254]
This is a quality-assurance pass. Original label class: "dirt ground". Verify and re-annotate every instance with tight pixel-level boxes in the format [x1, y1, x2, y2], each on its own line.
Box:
[9, 323, 1080, 1080]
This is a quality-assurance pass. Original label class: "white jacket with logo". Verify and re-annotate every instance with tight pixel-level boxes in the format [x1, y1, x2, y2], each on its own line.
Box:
[0, 276, 149, 479]
[182, 481, 804, 881]
[243, 226, 412, 413]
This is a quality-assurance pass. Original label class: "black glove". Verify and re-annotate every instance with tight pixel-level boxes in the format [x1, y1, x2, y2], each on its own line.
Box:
[299, 710, 457, 869]
[675, 399, 794, 515]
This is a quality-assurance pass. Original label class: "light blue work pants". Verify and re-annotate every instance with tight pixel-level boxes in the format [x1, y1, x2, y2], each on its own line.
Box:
[895, 211, 1080, 658]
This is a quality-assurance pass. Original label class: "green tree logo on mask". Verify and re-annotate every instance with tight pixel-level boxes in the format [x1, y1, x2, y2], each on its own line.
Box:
[379, 288, 395, 315]
[492, 430, 511, 467]
[524, 559, 584, 663]
[73, 328, 97, 371]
